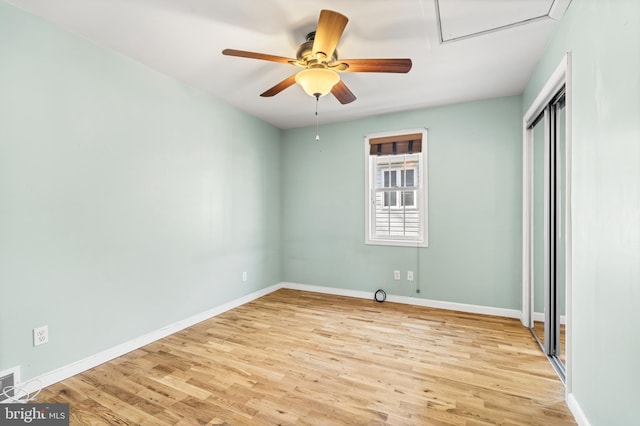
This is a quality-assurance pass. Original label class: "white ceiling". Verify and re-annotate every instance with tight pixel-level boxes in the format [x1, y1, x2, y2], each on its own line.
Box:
[5, 0, 571, 129]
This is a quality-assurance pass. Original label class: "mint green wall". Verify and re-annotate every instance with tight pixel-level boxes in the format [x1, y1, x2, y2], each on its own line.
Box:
[282, 96, 522, 309]
[0, 3, 281, 381]
[524, 1, 640, 424]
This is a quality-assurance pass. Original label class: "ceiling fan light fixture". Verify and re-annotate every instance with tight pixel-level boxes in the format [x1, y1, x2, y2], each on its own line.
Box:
[295, 68, 340, 98]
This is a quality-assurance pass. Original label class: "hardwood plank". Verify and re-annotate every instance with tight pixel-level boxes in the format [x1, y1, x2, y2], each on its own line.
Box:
[37, 289, 576, 425]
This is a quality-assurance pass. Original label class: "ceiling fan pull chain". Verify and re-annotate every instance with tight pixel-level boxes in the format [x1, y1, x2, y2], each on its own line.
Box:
[315, 94, 320, 141]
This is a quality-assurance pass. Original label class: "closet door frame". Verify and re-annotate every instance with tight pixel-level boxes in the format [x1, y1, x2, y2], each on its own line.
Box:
[522, 54, 572, 388]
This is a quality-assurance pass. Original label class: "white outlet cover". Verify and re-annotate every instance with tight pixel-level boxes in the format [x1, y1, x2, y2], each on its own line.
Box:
[33, 325, 48, 346]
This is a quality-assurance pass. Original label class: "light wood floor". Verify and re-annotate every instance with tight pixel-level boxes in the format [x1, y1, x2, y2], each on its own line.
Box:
[532, 321, 566, 365]
[38, 289, 576, 425]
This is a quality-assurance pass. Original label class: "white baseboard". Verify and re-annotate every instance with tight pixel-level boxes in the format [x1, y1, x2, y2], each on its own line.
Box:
[282, 282, 521, 319]
[19, 283, 284, 396]
[567, 393, 591, 426]
[19, 281, 524, 397]
[283, 282, 375, 300]
[533, 311, 568, 325]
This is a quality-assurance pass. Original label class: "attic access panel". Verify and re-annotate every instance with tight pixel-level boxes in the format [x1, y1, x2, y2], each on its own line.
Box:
[435, 0, 566, 43]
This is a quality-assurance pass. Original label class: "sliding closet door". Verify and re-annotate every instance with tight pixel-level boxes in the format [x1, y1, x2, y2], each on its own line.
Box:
[552, 94, 567, 367]
[523, 54, 570, 385]
[531, 113, 547, 348]
[527, 88, 566, 380]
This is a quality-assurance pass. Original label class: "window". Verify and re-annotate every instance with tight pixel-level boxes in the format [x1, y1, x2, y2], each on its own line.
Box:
[365, 129, 428, 247]
[381, 167, 416, 208]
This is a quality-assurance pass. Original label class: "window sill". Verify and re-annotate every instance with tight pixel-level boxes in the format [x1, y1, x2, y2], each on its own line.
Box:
[365, 238, 428, 248]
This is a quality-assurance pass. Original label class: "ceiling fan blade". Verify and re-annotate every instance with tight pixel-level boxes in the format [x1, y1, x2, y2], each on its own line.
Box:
[222, 49, 294, 65]
[331, 80, 356, 104]
[260, 74, 297, 97]
[340, 58, 413, 73]
[312, 10, 348, 60]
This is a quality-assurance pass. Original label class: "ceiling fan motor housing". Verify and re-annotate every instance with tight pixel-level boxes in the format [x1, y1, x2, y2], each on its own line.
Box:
[296, 31, 338, 65]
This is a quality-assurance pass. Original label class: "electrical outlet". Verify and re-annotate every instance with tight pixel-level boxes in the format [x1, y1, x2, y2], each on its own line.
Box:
[33, 325, 48, 346]
[407, 271, 414, 281]
[393, 270, 401, 280]
[242, 271, 248, 282]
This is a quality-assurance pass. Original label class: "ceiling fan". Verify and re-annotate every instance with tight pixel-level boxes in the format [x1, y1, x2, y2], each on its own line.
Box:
[222, 9, 412, 104]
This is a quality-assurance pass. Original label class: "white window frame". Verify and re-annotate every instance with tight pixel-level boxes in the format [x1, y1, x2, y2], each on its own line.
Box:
[365, 128, 428, 247]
